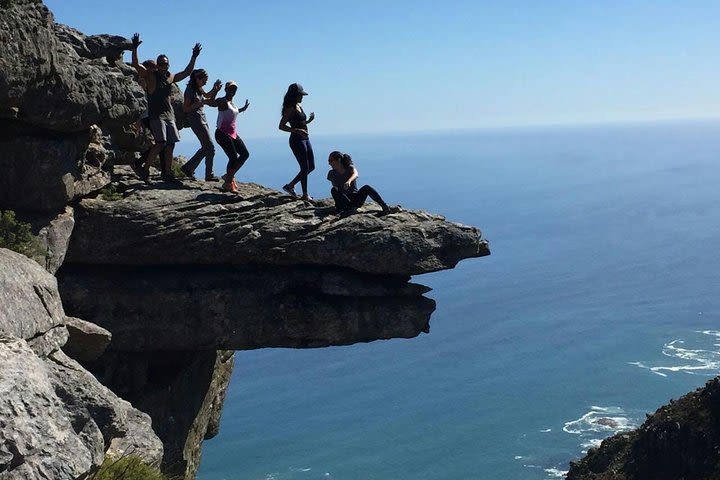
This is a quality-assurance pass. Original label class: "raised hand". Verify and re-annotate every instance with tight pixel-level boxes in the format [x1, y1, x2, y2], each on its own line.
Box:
[131, 33, 142, 49]
[192, 43, 202, 57]
[243, 99, 250, 109]
[213, 79, 222, 90]
[308, 112, 315, 122]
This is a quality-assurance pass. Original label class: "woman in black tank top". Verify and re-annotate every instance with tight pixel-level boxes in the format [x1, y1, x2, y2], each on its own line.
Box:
[278, 83, 315, 200]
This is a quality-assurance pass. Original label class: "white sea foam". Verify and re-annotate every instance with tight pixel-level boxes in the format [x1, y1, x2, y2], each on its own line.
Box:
[540, 428, 552, 433]
[514, 455, 524, 460]
[563, 406, 633, 435]
[545, 468, 569, 478]
[631, 330, 720, 377]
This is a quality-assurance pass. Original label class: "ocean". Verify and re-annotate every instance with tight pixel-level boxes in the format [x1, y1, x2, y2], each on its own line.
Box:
[175, 120, 720, 479]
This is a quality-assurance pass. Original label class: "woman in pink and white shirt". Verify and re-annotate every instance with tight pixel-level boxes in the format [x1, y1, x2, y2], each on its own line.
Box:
[208, 81, 250, 193]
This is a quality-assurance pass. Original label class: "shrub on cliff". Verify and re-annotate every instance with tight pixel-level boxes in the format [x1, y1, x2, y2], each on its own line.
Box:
[89, 456, 171, 480]
[0, 210, 44, 258]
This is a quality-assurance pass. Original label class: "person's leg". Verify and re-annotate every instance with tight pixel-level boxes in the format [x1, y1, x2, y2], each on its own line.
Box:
[305, 139, 315, 174]
[215, 130, 239, 192]
[350, 185, 389, 210]
[183, 117, 208, 175]
[163, 120, 181, 178]
[198, 121, 216, 180]
[288, 136, 309, 194]
[331, 187, 352, 212]
[230, 137, 250, 174]
[214, 130, 238, 175]
[163, 143, 176, 178]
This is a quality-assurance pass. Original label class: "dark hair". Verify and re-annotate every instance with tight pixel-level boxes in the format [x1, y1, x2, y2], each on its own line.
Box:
[282, 91, 298, 114]
[329, 151, 353, 169]
[187, 69, 208, 93]
[142, 59, 156, 69]
[156, 54, 168, 64]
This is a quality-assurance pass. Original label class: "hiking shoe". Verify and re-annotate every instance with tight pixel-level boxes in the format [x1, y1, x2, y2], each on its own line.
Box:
[160, 173, 183, 185]
[378, 205, 402, 216]
[131, 161, 148, 180]
[180, 164, 195, 180]
[221, 180, 238, 193]
[282, 184, 297, 197]
[205, 175, 219, 182]
[300, 194, 313, 202]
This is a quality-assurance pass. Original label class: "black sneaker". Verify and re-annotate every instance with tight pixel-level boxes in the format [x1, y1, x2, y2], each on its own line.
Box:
[160, 173, 183, 185]
[282, 184, 297, 197]
[378, 205, 402, 216]
[131, 161, 148, 180]
[205, 175, 219, 182]
[180, 164, 196, 180]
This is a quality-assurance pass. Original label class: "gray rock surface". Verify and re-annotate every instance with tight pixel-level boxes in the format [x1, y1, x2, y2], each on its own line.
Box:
[0, 248, 65, 342]
[62, 316, 112, 362]
[0, 130, 111, 213]
[0, 337, 95, 480]
[0, 249, 163, 479]
[66, 167, 489, 275]
[30, 207, 75, 274]
[86, 350, 235, 480]
[58, 265, 435, 351]
[0, 1, 144, 132]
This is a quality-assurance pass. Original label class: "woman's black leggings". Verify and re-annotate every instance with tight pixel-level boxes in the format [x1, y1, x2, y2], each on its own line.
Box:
[331, 185, 388, 212]
[215, 129, 249, 175]
[289, 135, 315, 194]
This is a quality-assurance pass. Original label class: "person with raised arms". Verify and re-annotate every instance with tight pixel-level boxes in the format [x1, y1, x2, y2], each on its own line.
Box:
[130, 32, 201, 182]
[204, 81, 250, 193]
[181, 69, 222, 181]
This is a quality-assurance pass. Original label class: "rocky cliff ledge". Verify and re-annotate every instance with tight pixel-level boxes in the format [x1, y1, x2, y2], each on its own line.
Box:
[567, 377, 720, 479]
[0, 2, 490, 478]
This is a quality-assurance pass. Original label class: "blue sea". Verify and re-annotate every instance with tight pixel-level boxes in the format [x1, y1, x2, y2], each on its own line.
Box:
[177, 120, 720, 480]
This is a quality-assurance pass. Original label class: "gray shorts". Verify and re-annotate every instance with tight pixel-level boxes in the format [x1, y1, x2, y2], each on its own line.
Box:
[149, 117, 180, 144]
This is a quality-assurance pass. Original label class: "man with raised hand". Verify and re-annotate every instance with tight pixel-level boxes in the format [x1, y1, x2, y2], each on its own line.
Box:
[130, 33, 201, 182]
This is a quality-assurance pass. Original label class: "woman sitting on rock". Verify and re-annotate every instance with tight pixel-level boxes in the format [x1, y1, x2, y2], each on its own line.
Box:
[327, 151, 398, 215]
[205, 81, 250, 193]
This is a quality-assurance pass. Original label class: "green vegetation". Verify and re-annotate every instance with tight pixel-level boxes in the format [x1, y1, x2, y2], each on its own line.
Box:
[0, 210, 45, 258]
[171, 155, 189, 179]
[100, 185, 123, 201]
[88, 456, 170, 480]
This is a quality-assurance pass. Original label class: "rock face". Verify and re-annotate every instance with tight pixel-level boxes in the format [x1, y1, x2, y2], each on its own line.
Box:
[567, 377, 720, 480]
[58, 265, 435, 351]
[0, 1, 144, 132]
[0, 249, 163, 479]
[66, 168, 489, 275]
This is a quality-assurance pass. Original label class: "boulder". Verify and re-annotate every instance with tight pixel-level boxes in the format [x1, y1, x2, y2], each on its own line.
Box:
[0, 248, 65, 342]
[62, 316, 111, 362]
[0, 1, 145, 132]
[66, 167, 489, 275]
[29, 206, 75, 274]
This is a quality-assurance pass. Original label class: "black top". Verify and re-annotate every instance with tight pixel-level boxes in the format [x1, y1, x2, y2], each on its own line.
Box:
[327, 167, 358, 194]
[288, 107, 307, 130]
[148, 71, 174, 120]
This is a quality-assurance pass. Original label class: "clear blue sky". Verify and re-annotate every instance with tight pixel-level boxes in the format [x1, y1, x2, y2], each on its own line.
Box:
[46, 0, 720, 138]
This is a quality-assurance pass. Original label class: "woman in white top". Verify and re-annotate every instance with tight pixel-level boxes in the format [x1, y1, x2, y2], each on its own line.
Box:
[206, 81, 250, 193]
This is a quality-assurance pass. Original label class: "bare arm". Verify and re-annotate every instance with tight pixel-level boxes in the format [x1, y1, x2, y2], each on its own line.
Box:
[345, 166, 359, 188]
[174, 43, 201, 83]
[203, 80, 222, 99]
[204, 96, 227, 109]
[279, 105, 307, 135]
[239, 99, 250, 113]
[306, 112, 315, 124]
[130, 33, 148, 77]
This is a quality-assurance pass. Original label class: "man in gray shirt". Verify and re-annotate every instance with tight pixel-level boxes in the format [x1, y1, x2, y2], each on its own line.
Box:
[130, 33, 201, 181]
